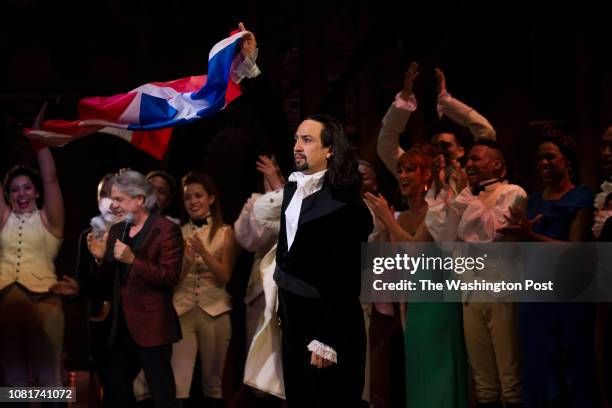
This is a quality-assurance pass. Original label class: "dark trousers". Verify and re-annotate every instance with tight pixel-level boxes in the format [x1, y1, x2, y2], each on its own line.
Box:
[278, 288, 365, 408]
[104, 310, 177, 408]
[90, 319, 110, 387]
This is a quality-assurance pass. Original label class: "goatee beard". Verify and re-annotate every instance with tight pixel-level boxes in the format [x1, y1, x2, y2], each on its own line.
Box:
[295, 161, 309, 172]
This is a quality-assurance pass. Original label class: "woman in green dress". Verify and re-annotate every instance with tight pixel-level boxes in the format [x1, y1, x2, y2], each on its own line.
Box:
[365, 145, 469, 408]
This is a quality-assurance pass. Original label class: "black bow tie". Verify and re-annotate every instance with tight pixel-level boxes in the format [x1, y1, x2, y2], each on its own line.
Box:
[472, 179, 502, 196]
[191, 218, 209, 227]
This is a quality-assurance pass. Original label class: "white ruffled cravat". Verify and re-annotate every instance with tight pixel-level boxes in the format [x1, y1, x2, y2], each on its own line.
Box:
[284, 170, 327, 250]
[593, 180, 612, 239]
[594, 180, 612, 210]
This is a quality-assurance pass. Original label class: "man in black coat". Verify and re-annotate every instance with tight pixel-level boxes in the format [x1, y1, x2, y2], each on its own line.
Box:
[274, 114, 373, 407]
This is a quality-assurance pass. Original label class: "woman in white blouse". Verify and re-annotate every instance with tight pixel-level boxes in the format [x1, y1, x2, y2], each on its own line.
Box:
[173, 171, 238, 407]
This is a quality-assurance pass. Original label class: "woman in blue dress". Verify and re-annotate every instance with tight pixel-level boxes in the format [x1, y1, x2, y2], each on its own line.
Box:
[503, 130, 598, 407]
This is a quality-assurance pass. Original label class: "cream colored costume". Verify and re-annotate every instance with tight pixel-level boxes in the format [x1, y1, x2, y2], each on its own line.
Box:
[425, 182, 526, 403]
[234, 189, 285, 399]
[0, 209, 63, 386]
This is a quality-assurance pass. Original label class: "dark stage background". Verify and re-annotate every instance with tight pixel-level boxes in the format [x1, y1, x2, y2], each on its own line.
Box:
[1, 0, 611, 379]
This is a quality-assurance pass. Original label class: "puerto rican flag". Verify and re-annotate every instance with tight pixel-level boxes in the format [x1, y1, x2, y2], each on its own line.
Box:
[25, 30, 248, 160]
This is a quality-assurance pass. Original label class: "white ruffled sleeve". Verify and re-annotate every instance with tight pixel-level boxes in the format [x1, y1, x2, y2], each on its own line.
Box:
[252, 189, 283, 235]
[437, 91, 496, 141]
[425, 186, 462, 242]
[233, 193, 269, 252]
[377, 93, 417, 175]
[307, 340, 338, 363]
[456, 185, 527, 242]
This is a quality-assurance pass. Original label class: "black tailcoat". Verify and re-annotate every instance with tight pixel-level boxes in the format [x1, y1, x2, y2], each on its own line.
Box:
[274, 180, 373, 406]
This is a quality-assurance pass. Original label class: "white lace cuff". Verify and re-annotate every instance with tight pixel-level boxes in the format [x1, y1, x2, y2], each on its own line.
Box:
[393, 92, 417, 112]
[307, 340, 337, 363]
[230, 48, 261, 83]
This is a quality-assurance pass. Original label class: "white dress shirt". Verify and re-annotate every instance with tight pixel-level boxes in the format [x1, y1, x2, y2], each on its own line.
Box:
[285, 170, 327, 250]
[425, 180, 527, 243]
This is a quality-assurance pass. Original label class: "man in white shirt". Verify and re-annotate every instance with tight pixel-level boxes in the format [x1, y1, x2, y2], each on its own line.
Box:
[274, 114, 373, 406]
[425, 139, 526, 408]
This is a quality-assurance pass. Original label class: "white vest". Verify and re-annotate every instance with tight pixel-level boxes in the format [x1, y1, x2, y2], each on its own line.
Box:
[173, 222, 232, 317]
[0, 210, 61, 293]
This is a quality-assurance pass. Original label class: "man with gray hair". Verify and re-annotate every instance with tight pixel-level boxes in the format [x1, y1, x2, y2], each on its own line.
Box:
[87, 169, 183, 408]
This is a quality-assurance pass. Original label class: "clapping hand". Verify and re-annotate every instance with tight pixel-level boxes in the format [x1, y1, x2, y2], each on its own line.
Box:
[86, 232, 108, 262]
[447, 160, 468, 193]
[187, 234, 209, 258]
[256, 155, 285, 191]
[364, 192, 395, 226]
[399, 62, 419, 101]
[432, 154, 447, 193]
[435, 67, 447, 95]
[184, 238, 196, 265]
[498, 204, 542, 240]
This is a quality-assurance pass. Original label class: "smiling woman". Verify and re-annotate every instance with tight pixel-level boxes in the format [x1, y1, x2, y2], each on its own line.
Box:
[510, 130, 599, 407]
[172, 172, 237, 404]
[0, 145, 68, 389]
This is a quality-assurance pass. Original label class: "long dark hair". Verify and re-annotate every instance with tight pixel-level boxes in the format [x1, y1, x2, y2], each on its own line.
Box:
[306, 114, 361, 190]
[181, 171, 223, 240]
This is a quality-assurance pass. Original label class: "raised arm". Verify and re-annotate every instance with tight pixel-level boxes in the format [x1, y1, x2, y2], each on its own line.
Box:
[230, 22, 261, 84]
[37, 147, 64, 239]
[435, 68, 496, 141]
[377, 63, 419, 175]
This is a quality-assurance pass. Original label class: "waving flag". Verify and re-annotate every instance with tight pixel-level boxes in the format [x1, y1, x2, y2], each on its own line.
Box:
[25, 30, 251, 159]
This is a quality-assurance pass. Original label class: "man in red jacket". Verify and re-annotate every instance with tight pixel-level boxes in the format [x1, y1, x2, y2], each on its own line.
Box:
[88, 169, 183, 408]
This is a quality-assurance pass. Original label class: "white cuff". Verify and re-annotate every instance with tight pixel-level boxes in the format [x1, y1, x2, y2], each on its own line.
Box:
[230, 48, 261, 84]
[307, 340, 337, 363]
[393, 92, 417, 112]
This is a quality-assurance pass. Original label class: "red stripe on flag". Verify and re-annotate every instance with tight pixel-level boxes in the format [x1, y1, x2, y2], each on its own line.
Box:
[225, 80, 241, 105]
[40, 119, 105, 137]
[130, 128, 173, 160]
[79, 92, 137, 121]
